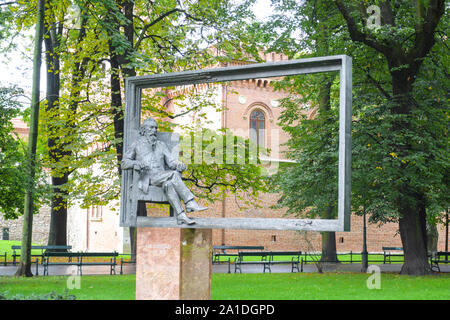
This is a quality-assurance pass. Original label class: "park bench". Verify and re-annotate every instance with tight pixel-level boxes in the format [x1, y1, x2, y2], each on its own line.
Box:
[430, 251, 450, 273]
[382, 247, 403, 264]
[265, 251, 302, 273]
[43, 251, 118, 276]
[212, 245, 264, 264]
[1, 252, 6, 266]
[234, 251, 270, 273]
[119, 254, 136, 275]
[11, 245, 72, 265]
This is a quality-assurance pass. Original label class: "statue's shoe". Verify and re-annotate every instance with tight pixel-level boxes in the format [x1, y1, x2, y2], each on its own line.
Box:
[176, 211, 195, 225]
[185, 200, 208, 213]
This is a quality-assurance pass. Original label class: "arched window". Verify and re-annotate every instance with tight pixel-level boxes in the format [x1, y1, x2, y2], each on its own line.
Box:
[249, 109, 265, 148]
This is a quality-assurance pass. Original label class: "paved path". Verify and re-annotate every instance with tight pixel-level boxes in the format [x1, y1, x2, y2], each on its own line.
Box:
[1, 262, 448, 276]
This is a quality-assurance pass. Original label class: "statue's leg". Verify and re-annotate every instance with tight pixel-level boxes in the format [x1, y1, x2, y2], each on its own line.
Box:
[162, 181, 184, 215]
[169, 171, 194, 203]
[163, 180, 195, 225]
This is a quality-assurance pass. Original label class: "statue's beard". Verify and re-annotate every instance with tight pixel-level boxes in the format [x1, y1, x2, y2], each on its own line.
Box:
[145, 133, 157, 148]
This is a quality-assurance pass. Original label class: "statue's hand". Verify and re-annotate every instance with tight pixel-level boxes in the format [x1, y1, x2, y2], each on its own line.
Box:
[176, 162, 187, 172]
[134, 162, 150, 171]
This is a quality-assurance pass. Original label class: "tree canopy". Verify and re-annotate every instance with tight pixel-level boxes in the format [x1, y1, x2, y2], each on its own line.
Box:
[261, 0, 449, 275]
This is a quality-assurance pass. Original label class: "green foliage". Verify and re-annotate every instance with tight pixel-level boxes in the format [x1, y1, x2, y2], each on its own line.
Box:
[264, 0, 449, 227]
[180, 128, 271, 206]
[16, 0, 264, 211]
[0, 86, 49, 219]
[270, 73, 341, 218]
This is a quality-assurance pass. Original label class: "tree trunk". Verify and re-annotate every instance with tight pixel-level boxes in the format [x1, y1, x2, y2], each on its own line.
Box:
[317, 73, 338, 264]
[390, 70, 431, 275]
[320, 205, 338, 263]
[398, 200, 431, 275]
[44, 15, 68, 250]
[47, 177, 68, 250]
[108, 0, 137, 256]
[426, 222, 438, 254]
[15, 0, 45, 277]
[321, 232, 338, 263]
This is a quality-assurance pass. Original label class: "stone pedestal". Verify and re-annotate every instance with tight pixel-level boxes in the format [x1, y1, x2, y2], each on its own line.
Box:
[136, 227, 212, 300]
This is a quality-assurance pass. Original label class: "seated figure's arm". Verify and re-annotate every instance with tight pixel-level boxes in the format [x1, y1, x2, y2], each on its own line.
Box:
[162, 142, 186, 172]
[121, 143, 137, 170]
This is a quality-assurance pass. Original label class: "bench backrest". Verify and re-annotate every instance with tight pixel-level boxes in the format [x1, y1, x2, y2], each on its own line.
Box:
[269, 251, 302, 256]
[77, 252, 119, 257]
[44, 251, 118, 257]
[382, 247, 403, 251]
[214, 246, 264, 251]
[436, 252, 450, 258]
[239, 251, 269, 257]
[12, 245, 72, 250]
[43, 252, 80, 257]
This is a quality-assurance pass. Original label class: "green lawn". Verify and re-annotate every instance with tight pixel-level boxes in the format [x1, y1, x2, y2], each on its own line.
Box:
[0, 240, 43, 257]
[0, 272, 448, 300]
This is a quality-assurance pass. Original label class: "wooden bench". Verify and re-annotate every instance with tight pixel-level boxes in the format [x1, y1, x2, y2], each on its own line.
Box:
[234, 251, 270, 273]
[430, 252, 450, 273]
[43, 251, 118, 276]
[11, 245, 72, 265]
[212, 245, 264, 264]
[382, 247, 403, 264]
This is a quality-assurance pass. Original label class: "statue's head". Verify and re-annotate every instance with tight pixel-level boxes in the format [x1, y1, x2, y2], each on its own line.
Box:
[139, 117, 158, 136]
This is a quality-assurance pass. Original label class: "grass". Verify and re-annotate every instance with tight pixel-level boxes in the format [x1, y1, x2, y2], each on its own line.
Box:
[0, 275, 136, 300]
[0, 240, 43, 257]
[0, 272, 448, 300]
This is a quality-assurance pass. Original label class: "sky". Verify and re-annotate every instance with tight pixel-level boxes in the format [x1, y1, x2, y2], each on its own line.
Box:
[0, 0, 274, 99]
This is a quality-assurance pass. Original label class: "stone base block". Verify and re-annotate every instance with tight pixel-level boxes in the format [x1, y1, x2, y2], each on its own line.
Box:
[136, 227, 212, 300]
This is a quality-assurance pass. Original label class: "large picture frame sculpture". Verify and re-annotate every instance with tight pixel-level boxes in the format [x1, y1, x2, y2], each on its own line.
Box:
[120, 55, 352, 232]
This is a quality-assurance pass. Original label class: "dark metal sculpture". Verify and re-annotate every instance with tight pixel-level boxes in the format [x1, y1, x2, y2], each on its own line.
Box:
[121, 117, 207, 225]
[120, 55, 352, 231]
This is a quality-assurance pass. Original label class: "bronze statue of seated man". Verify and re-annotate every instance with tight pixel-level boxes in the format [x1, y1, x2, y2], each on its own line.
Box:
[121, 117, 207, 225]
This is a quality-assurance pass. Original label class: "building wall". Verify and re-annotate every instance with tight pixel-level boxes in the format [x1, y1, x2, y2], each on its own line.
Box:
[67, 202, 123, 252]
[0, 206, 51, 245]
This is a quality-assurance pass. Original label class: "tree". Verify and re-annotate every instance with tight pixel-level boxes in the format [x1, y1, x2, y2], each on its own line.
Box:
[262, 0, 449, 275]
[335, 0, 448, 275]
[15, 0, 44, 277]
